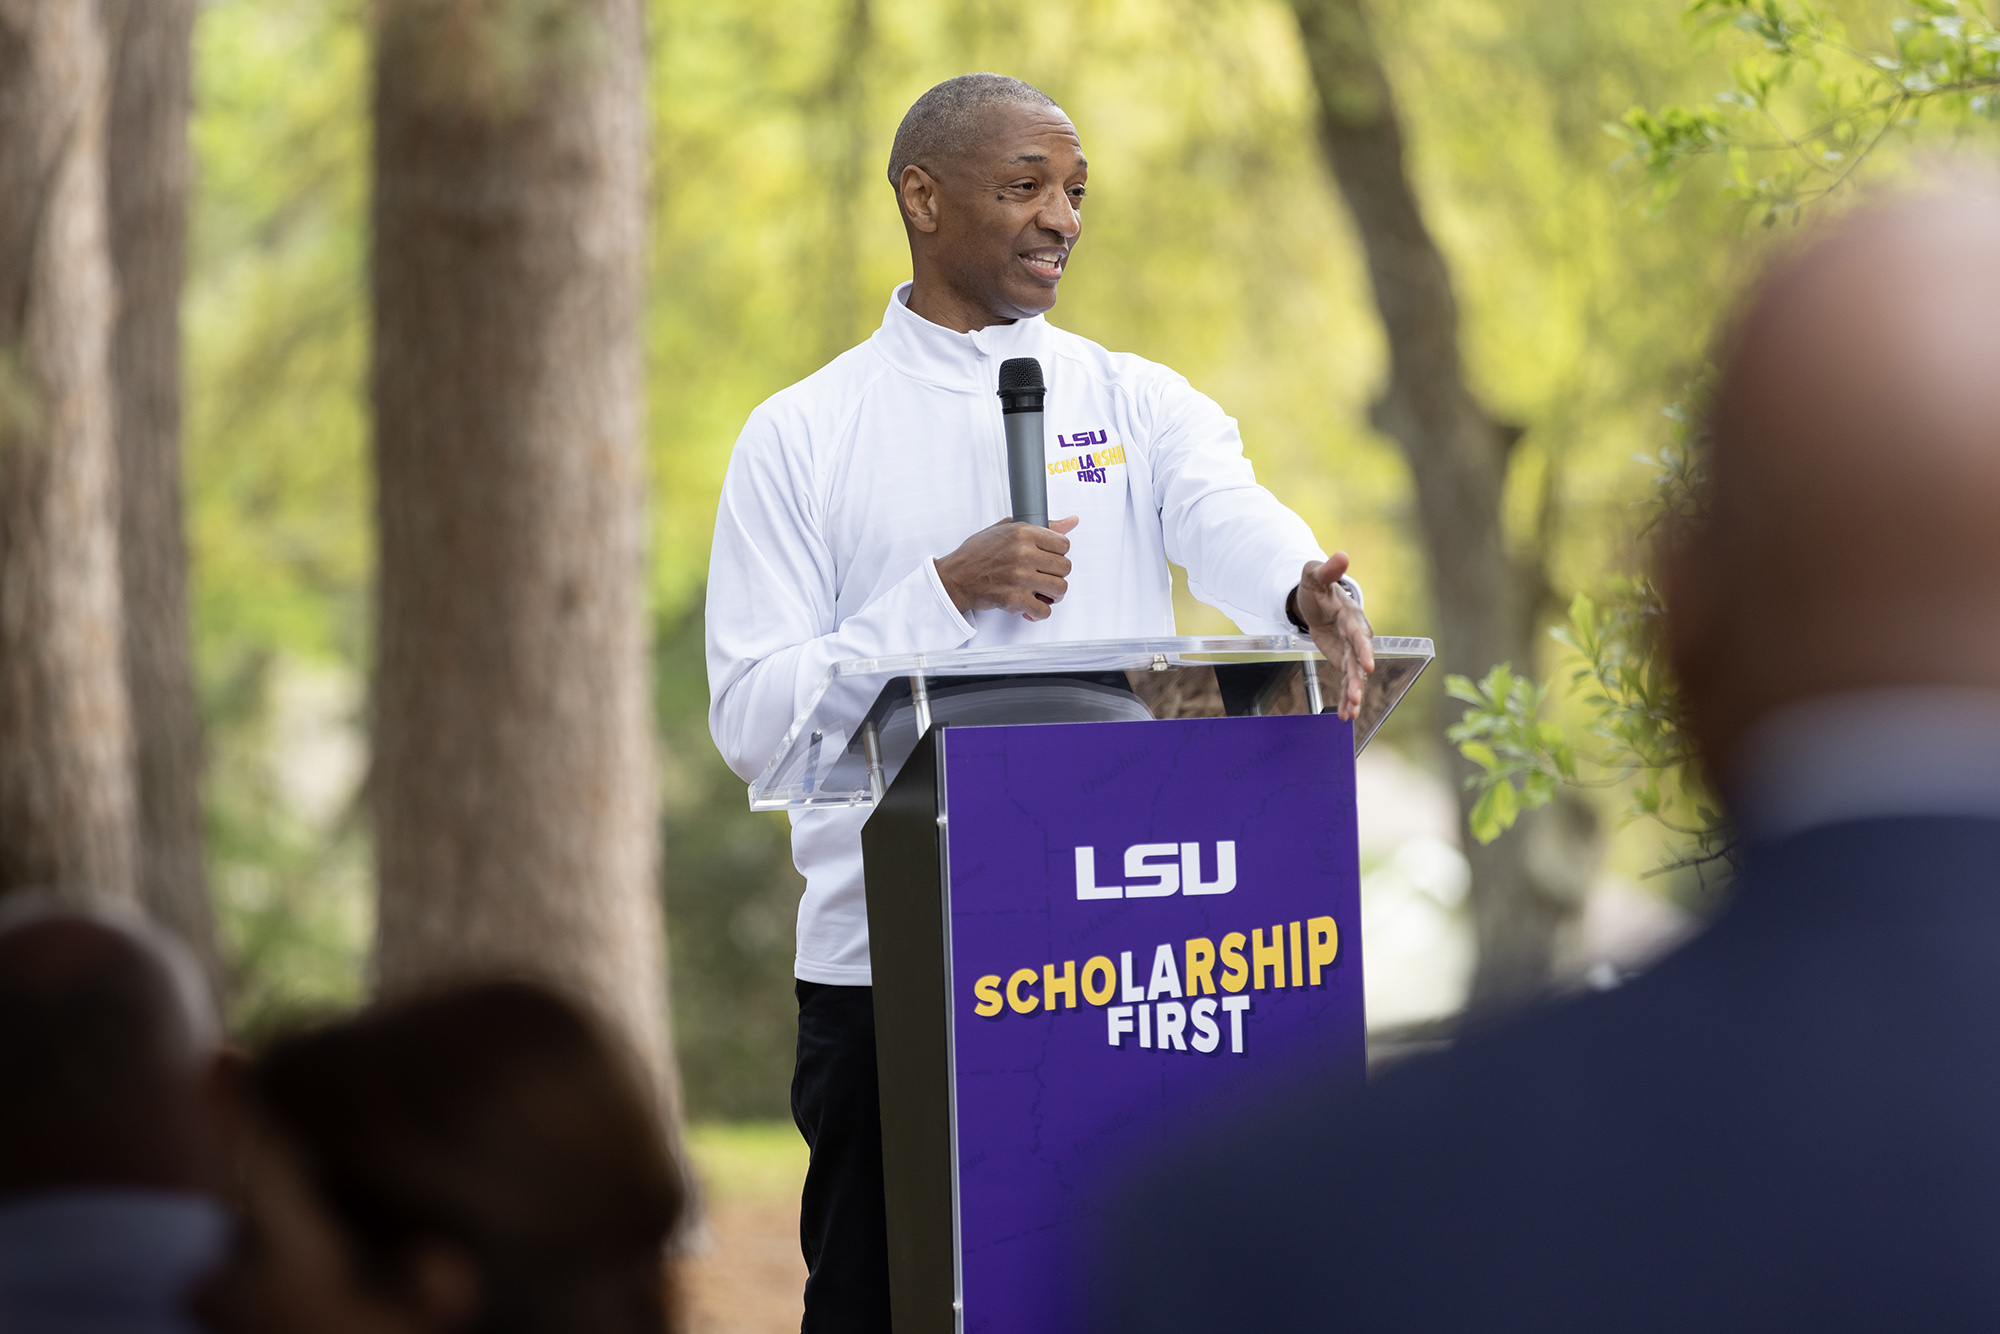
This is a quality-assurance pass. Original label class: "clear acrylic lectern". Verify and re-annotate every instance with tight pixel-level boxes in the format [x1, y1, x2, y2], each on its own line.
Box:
[748, 634, 1436, 812]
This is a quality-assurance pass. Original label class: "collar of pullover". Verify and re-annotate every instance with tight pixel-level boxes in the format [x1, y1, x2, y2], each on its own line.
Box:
[873, 281, 1051, 389]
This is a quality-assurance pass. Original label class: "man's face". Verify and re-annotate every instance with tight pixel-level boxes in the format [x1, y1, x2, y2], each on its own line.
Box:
[924, 101, 1087, 323]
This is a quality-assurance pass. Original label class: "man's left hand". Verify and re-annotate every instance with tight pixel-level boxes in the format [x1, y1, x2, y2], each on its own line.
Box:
[1292, 553, 1374, 721]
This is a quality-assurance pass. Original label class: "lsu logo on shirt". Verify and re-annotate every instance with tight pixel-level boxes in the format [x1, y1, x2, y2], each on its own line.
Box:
[1049, 427, 1125, 484]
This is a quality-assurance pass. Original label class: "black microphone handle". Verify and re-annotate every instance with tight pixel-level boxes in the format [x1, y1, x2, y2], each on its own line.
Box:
[1004, 405, 1048, 528]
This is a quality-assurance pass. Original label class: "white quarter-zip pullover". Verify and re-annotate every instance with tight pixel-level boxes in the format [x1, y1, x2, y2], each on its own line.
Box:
[707, 284, 1333, 985]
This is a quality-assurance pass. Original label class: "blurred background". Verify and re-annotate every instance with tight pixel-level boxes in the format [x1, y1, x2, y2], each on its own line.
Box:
[22, 0, 1964, 1326]
[194, 0, 1739, 1069]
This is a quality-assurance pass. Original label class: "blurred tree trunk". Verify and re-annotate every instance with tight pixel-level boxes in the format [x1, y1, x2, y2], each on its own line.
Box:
[0, 0, 139, 906]
[809, 0, 872, 357]
[1288, 0, 1571, 1015]
[102, 0, 221, 985]
[370, 0, 676, 1110]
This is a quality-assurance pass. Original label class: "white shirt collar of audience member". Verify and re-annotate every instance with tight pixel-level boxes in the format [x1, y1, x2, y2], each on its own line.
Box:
[1733, 687, 2000, 844]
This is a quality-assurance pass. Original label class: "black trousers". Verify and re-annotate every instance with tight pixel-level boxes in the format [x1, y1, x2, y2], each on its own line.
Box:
[792, 980, 892, 1332]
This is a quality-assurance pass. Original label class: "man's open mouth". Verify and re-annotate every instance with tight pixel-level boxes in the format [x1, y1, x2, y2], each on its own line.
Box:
[1021, 250, 1065, 279]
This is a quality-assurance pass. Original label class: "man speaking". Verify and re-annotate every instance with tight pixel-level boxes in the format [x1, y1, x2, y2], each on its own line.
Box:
[705, 72, 1373, 1329]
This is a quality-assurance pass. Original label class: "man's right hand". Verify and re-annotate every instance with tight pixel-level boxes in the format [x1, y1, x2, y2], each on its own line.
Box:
[936, 516, 1080, 621]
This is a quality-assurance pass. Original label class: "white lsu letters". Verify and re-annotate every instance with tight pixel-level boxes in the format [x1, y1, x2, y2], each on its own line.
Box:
[1075, 841, 1236, 899]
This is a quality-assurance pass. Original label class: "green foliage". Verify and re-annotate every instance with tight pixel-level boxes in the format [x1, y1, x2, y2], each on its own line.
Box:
[1449, 388, 1729, 868]
[1617, 0, 2000, 221]
[1463, 0, 2000, 869]
[1450, 580, 1726, 864]
[655, 603, 806, 1120]
[1553, 581, 1722, 854]
[1379, 0, 1744, 673]
[1445, 666, 1574, 844]
[189, 0, 373, 1035]
[202, 654, 371, 1043]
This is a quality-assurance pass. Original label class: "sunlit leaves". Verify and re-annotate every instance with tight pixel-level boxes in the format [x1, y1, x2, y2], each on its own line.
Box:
[1616, 0, 2000, 224]
[1618, 103, 1730, 190]
[1446, 664, 1575, 843]
[189, 0, 375, 1032]
[1449, 381, 1729, 870]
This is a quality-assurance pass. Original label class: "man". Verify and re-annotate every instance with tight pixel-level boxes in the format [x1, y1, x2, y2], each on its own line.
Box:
[705, 73, 1374, 1329]
[1106, 178, 2000, 1330]
[0, 901, 229, 1333]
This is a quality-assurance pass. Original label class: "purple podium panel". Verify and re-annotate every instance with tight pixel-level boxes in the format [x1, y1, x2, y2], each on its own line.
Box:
[942, 714, 1364, 1332]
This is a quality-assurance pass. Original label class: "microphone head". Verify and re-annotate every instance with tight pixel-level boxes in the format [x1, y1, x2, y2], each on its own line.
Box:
[997, 357, 1045, 394]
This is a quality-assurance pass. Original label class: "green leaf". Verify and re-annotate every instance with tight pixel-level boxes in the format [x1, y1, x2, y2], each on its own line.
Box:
[1468, 779, 1520, 845]
[1552, 741, 1578, 781]
[1444, 674, 1485, 706]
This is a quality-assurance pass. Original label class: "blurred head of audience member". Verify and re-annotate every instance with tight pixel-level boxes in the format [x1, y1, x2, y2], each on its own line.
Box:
[200, 981, 685, 1334]
[0, 897, 228, 1334]
[1105, 171, 2000, 1333]
[1666, 172, 2000, 805]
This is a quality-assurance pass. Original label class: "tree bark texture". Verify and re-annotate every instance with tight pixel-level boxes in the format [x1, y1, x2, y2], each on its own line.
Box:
[0, 0, 139, 907]
[808, 0, 873, 358]
[102, 0, 220, 983]
[371, 0, 673, 1104]
[1287, 0, 1570, 1014]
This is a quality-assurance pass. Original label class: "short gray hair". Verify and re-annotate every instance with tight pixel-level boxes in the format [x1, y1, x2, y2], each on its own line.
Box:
[887, 73, 1058, 188]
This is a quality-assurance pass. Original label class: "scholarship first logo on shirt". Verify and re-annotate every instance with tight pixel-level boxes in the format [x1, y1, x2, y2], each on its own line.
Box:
[1050, 426, 1124, 483]
[939, 715, 1365, 1333]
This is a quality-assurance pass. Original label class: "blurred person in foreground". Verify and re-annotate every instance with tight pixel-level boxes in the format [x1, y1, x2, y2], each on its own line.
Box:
[706, 71, 1376, 1330]
[197, 981, 685, 1334]
[0, 900, 228, 1334]
[1105, 177, 2000, 1330]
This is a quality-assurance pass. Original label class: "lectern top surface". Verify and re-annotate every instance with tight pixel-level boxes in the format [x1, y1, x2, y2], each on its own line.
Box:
[747, 634, 1434, 811]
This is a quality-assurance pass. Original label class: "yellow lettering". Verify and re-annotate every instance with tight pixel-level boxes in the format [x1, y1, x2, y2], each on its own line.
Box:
[1007, 968, 1040, 1014]
[1253, 926, 1286, 990]
[1307, 916, 1339, 985]
[1082, 955, 1116, 1006]
[1044, 959, 1077, 1010]
[1289, 920, 1304, 988]
[973, 974, 1003, 1017]
[1185, 937, 1217, 996]
[1219, 932, 1248, 993]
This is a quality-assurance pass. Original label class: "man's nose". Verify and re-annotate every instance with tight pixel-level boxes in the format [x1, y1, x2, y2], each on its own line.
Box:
[1037, 189, 1081, 239]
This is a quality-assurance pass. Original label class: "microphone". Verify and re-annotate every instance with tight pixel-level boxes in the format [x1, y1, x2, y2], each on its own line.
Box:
[997, 357, 1049, 528]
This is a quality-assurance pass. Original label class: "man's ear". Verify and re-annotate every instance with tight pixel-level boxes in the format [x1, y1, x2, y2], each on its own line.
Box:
[899, 165, 942, 234]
